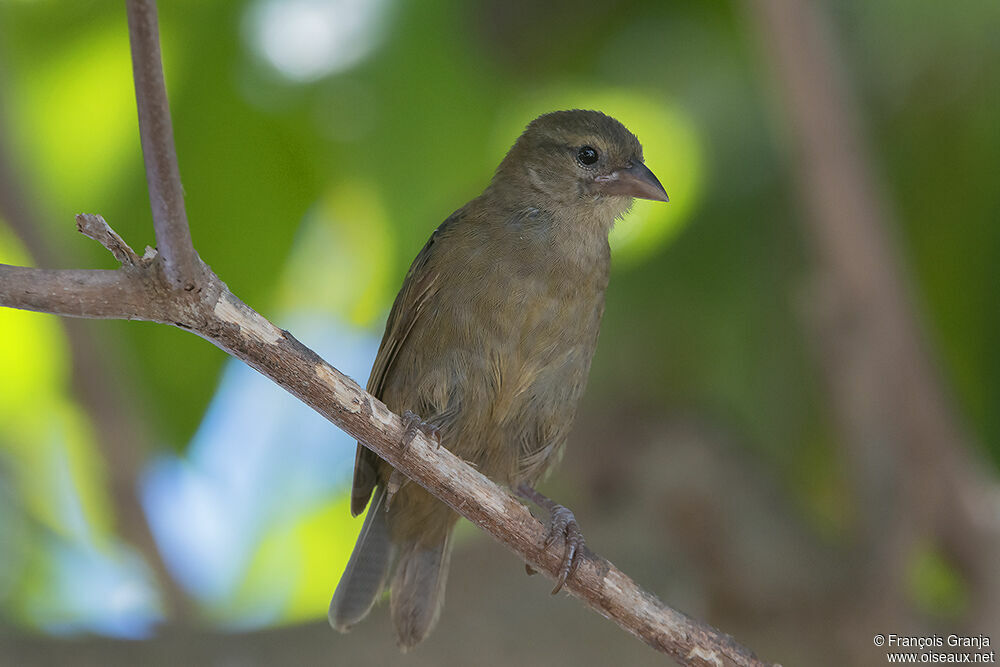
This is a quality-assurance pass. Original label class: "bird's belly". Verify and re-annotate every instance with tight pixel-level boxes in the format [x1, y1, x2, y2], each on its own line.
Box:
[449, 288, 601, 485]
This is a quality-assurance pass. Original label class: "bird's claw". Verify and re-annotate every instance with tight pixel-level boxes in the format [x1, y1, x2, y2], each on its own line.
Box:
[542, 503, 584, 594]
[401, 410, 441, 449]
[515, 484, 586, 593]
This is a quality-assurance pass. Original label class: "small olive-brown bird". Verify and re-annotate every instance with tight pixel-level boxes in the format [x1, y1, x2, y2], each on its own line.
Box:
[329, 109, 668, 649]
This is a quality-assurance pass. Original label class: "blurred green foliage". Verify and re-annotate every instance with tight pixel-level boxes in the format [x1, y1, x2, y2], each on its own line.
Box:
[0, 0, 996, 635]
[906, 541, 968, 619]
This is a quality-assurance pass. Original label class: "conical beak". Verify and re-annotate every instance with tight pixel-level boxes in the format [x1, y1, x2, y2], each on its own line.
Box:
[596, 162, 669, 202]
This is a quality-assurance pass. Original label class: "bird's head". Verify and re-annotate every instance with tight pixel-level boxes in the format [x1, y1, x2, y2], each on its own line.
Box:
[491, 109, 668, 220]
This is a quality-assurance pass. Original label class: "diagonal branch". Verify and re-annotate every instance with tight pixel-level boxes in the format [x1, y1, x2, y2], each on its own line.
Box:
[0, 2, 776, 664]
[0, 222, 775, 667]
[125, 0, 200, 289]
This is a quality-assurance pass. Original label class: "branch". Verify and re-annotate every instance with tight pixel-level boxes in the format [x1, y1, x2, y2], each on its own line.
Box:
[125, 0, 200, 288]
[0, 225, 774, 667]
[0, 262, 156, 319]
[0, 3, 776, 664]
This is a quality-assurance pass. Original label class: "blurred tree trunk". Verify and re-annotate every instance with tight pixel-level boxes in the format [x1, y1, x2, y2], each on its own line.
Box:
[0, 88, 191, 620]
[746, 0, 1000, 636]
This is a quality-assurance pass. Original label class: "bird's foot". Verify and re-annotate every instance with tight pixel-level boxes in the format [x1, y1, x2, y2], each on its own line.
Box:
[542, 504, 584, 594]
[517, 484, 585, 594]
[401, 410, 440, 449]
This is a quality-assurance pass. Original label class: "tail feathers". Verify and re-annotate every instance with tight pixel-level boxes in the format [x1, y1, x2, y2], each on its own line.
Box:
[390, 532, 454, 651]
[329, 488, 393, 632]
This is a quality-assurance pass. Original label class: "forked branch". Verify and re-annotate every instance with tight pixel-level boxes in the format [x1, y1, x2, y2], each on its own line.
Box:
[0, 2, 775, 665]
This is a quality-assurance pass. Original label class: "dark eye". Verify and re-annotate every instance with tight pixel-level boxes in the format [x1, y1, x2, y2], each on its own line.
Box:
[577, 145, 599, 166]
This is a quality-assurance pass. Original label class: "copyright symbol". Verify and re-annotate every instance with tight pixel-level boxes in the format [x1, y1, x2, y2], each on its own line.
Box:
[874, 634, 885, 647]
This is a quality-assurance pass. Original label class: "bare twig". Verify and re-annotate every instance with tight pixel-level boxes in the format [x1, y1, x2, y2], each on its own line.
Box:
[76, 214, 140, 265]
[0, 2, 776, 664]
[125, 0, 200, 288]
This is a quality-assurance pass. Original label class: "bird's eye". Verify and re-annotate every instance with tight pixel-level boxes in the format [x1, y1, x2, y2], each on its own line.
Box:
[577, 145, 599, 166]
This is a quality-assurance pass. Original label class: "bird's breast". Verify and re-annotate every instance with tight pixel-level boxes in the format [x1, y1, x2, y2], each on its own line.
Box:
[382, 220, 610, 484]
[440, 249, 607, 482]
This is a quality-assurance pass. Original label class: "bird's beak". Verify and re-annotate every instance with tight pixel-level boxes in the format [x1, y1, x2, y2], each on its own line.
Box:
[596, 162, 669, 202]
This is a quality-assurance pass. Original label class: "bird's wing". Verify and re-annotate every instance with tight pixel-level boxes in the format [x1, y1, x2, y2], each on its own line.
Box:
[349, 211, 461, 517]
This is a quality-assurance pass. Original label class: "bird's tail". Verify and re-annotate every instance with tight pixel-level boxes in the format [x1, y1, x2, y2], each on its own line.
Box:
[389, 529, 454, 651]
[329, 487, 393, 631]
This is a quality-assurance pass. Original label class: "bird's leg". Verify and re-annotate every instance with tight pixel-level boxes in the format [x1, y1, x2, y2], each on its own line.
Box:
[386, 413, 439, 509]
[516, 484, 585, 594]
[384, 468, 409, 510]
[400, 410, 441, 449]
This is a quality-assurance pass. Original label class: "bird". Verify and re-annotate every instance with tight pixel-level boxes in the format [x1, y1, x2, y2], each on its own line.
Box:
[328, 109, 668, 650]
